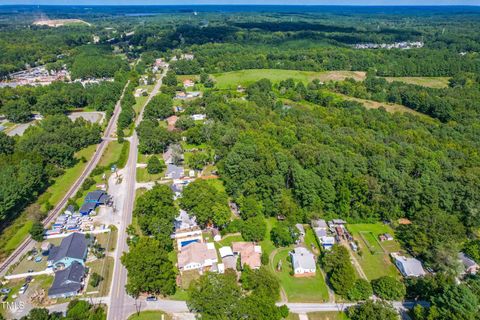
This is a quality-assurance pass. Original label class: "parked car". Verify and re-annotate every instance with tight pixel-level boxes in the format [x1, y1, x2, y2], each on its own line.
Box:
[0, 288, 11, 294]
[146, 296, 157, 301]
[2, 295, 8, 302]
[19, 284, 28, 294]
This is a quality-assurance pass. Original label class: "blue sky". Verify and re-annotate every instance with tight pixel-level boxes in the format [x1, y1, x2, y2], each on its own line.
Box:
[1, 0, 479, 5]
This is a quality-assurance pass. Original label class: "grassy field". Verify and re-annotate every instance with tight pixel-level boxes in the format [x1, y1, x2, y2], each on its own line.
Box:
[260, 217, 277, 258]
[127, 310, 172, 320]
[136, 167, 164, 182]
[385, 76, 450, 88]
[40, 145, 97, 211]
[217, 234, 243, 248]
[347, 223, 401, 280]
[213, 69, 366, 89]
[98, 141, 124, 168]
[334, 92, 430, 118]
[86, 256, 114, 296]
[308, 312, 349, 320]
[272, 248, 329, 302]
[286, 313, 300, 320]
[133, 94, 149, 116]
[95, 228, 118, 252]
[0, 145, 97, 261]
[304, 225, 320, 254]
[0, 218, 34, 261]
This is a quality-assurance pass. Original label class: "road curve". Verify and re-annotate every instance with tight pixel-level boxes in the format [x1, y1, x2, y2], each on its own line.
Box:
[0, 81, 130, 276]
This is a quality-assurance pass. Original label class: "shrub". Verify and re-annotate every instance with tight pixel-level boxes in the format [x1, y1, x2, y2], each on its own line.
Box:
[372, 276, 406, 301]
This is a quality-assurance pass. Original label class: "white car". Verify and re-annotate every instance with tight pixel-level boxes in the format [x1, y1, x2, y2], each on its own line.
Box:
[18, 284, 28, 294]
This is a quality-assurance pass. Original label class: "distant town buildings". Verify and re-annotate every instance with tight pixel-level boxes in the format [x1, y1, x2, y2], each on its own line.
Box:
[354, 41, 424, 50]
[0, 66, 70, 88]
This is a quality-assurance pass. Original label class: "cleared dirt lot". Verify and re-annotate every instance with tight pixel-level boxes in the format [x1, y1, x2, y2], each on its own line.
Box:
[68, 111, 105, 124]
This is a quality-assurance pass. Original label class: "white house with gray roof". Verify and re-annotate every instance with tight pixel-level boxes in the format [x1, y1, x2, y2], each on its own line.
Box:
[391, 253, 426, 277]
[290, 247, 316, 277]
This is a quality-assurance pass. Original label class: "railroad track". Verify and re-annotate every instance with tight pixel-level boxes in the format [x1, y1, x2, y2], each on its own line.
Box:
[0, 81, 129, 275]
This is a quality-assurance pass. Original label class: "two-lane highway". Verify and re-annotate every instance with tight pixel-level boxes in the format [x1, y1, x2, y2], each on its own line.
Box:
[107, 68, 168, 320]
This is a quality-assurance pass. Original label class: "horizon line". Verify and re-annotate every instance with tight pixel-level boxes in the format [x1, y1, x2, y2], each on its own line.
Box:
[1, 3, 480, 6]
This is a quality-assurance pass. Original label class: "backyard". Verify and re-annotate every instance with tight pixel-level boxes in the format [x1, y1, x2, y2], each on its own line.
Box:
[347, 223, 401, 280]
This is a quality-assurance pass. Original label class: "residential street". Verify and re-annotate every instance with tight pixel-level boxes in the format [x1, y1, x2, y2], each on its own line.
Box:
[107, 67, 168, 320]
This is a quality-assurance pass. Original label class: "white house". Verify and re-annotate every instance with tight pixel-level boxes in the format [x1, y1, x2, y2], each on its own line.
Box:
[290, 247, 316, 277]
[392, 253, 426, 277]
[190, 114, 206, 121]
[319, 236, 335, 250]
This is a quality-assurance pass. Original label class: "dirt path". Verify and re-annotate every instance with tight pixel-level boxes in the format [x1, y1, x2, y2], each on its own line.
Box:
[269, 248, 288, 303]
[341, 240, 368, 280]
[319, 267, 336, 303]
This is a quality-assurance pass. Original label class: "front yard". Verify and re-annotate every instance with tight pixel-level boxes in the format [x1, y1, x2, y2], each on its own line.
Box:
[272, 248, 329, 303]
[85, 256, 114, 296]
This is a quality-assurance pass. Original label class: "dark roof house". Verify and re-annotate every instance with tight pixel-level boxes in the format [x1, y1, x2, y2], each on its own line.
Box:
[48, 233, 88, 269]
[79, 202, 96, 215]
[48, 261, 85, 299]
[84, 190, 107, 204]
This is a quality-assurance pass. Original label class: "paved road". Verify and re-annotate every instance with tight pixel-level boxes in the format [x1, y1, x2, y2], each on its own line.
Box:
[0, 81, 130, 277]
[107, 68, 168, 320]
[283, 300, 429, 313]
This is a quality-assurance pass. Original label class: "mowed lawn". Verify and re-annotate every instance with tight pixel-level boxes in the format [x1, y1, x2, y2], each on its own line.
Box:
[272, 248, 329, 302]
[260, 217, 277, 258]
[86, 256, 114, 296]
[213, 69, 366, 89]
[385, 76, 450, 88]
[347, 223, 401, 280]
[308, 312, 348, 320]
[128, 310, 172, 320]
[136, 167, 164, 183]
[98, 140, 124, 168]
[41, 144, 97, 211]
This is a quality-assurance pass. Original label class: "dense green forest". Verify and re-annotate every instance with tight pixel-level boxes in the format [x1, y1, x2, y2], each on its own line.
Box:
[0, 5, 480, 319]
